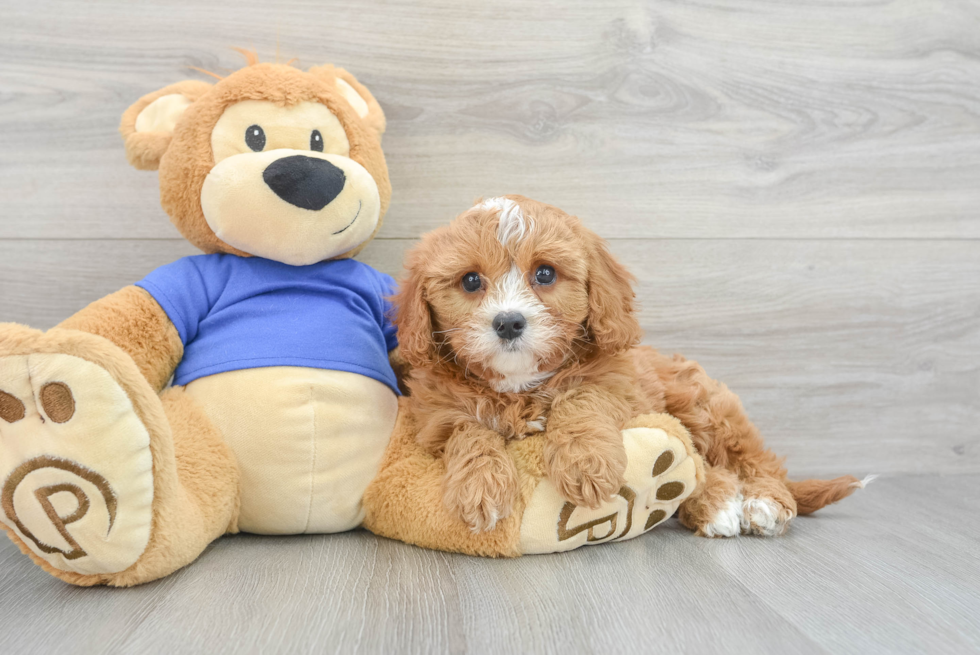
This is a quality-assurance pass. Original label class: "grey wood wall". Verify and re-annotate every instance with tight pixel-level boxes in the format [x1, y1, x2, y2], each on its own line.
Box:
[2, 0, 978, 478]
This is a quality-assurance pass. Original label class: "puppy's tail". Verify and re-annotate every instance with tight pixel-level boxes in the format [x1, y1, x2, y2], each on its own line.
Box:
[786, 474, 876, 515]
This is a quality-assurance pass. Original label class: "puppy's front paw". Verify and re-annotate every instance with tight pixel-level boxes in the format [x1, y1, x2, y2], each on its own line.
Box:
[443, 453, 519, 533]
[544, 435, 627, 510]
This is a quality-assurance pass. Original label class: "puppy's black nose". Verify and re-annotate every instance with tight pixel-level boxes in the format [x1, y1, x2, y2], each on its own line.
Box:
[493, 312, 526, 341]
[263, 155, 346, 211]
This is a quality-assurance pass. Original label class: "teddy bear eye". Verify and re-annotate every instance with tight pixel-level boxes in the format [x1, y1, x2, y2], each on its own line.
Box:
[245, 125, 266, 152]
[310, 130, 324, 152]
[461, 272, 482, 293]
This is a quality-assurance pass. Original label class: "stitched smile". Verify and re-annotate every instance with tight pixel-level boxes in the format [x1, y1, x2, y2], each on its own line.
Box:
[332, 201, 362, 235]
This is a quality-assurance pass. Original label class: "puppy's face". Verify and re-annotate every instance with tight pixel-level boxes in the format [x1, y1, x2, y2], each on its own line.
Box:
[422, 197, 590, 392]
[397, 196, 640, 393]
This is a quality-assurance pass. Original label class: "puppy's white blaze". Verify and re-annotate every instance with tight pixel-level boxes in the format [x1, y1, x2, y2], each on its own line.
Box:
[470, 265, 557, 393]
[494, 265, 532, 307]
[479, 197, 531, 245]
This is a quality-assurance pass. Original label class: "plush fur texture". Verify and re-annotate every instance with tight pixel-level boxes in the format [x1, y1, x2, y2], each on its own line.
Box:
[58, 287, 183, 393]
[363, 397, 530, 556]
[0, 55, 392, 586]
[0, 324, 239, 586]
[121, 59, 390, 260]
[394, 195, 864, 537]
[120, 79, 213, 171]
[362, 401, 703, 556]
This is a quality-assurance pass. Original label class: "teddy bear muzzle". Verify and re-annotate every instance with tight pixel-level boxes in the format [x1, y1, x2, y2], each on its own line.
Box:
[200, 148, 381, 266]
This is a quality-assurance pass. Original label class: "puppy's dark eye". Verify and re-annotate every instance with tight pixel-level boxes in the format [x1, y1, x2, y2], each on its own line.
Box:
[461, 272, 482, 293]
[310, 129, 324, 152]
[245, 125, 266, 151]
[534, 265, 556, 286]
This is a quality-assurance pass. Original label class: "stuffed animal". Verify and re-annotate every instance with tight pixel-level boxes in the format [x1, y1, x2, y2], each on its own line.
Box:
[365, 410, 703, 556]
[0, 56, 703, 587]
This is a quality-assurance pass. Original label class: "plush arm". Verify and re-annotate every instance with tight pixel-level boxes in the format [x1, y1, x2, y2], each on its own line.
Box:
[57, 286, 183, 392]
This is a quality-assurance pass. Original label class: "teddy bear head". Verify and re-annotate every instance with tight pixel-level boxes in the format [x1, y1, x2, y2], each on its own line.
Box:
[120, 55, 390, 265]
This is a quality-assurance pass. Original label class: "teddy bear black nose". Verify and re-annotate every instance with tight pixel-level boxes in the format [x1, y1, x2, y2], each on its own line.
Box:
[262, 155, 346, 211]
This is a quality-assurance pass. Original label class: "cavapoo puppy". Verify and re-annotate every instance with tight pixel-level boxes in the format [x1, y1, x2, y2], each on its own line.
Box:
[393, 195, 866, 536]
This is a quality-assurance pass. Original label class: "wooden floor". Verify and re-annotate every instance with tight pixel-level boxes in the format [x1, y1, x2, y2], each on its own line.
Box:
[1, 0, 979, 653]
[1, 475, 978, 654]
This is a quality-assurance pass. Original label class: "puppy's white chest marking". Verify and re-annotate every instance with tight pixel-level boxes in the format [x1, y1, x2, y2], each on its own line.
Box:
[490, 370, 553, 394]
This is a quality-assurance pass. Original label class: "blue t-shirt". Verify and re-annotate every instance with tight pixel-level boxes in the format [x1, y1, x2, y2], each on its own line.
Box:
[136, 254, 399, 393]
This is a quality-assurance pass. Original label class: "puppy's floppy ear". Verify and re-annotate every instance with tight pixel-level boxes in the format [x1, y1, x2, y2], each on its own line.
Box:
[120, 80, 212, 170]
[392, 250, 436, 369]
[586, 235, 642, 354]
[308, 65, 386, 141]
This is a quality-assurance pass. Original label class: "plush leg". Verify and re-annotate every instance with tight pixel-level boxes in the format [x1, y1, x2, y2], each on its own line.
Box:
[364, 405, 704, 556]
[362, 398, 528, 557]
[0, 325, 239, 586]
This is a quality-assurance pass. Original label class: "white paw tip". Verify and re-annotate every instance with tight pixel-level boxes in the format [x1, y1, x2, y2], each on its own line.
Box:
[704, 494, 744, 538]
[741, 497, 785, 536]
[852, 474, 878, 489]
[471, 508, 500, 534]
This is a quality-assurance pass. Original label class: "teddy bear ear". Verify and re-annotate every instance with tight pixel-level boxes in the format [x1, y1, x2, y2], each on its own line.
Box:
[119, 80, 213, 170]
[309, 65, 386, 141]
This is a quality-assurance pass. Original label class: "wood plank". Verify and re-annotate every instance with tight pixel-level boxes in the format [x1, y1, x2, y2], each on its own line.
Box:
[0, 238, 407, 328]
[1, 237, 977, 476]
[448, 528, 818, 654]
[709, 474, 980, 654]
[621, 238, 980, 477]
[1, 475, 977, 654]
[1, 0, 979, 240]
[1, 0, 978, 651]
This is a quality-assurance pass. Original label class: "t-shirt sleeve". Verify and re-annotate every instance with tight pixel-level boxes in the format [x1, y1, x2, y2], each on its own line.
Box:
[377, 271, 400, 353]
[134, 256, 217, 345]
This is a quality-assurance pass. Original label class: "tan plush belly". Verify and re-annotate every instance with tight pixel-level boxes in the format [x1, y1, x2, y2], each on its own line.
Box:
[184, 367, 398, 535]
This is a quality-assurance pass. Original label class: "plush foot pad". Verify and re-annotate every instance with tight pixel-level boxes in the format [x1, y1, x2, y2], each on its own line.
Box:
[519, 421, 700, 554]
[0, 353, 154, 575]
